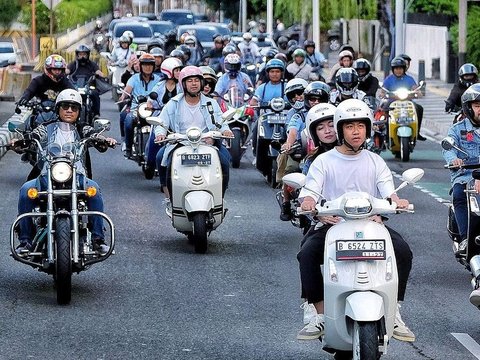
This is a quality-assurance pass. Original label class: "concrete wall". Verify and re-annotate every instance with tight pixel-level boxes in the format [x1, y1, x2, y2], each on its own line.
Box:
[404, 24, 448, 81]
[56, 13, 113, 50]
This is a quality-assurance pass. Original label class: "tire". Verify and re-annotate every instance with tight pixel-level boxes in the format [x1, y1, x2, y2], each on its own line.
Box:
[231, 128, 242, 168]
[112, 86, 119, 102]
[352, 321, 380, 360]
[400, 136, 410, 162]
[192, 213, 208, 254]
[256, 139, 268, 173]
[270, 158, 278, 188]
[55, 217, 72, 305]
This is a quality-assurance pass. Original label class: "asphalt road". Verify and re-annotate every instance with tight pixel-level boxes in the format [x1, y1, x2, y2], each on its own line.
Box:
[0, 94, 479, 360]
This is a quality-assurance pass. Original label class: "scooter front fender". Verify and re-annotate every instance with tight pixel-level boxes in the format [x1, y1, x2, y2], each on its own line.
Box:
[345, 292, 385, 321]
[184, 191, 214, 213]
[396, 126, 412, 138]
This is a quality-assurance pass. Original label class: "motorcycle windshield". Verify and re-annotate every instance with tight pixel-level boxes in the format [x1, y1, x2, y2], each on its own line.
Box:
[228, 86, 244, 108]
[72, 75, 89, 89]
[47, 142, 75, 159]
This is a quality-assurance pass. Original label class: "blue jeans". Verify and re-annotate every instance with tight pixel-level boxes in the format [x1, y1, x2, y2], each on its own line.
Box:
[119, 110, 128, 138]
[453, 183, 469, 239]
[18, 176, 105, 244]
[156, 143, 231, 194]
[124, 112, 135, 149]
[145, 130, 161, 169]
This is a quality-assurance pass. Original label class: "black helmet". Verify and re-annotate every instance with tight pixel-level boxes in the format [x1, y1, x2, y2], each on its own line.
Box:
[147, 38, 164, 52]
[287, 39, 298, 48]
[339, 44, 355, 56]
[398, 53, 412, 62]
[353, 58, 371, 81]
[170, 49, 185, 61]
[462, 83, 480, 124]
[178, 44, 191, 58]
[75, 44, 90, 65]
[335, 68, 359, 96]
[303, 40, 315, 48]
[166, 30, 177, 41]
[277, 36, 289, 49]
[459, 63, 479, 88]
[304, 81, 331, 110]
[265, 48, 279, 61]
[390, 56, 407, 72]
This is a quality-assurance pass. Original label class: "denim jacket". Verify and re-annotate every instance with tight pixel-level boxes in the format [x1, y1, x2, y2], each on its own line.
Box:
[443, 118, 480, 185]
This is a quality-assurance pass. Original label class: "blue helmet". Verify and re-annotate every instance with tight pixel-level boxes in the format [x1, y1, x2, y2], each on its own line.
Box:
[265, 59, 285, 73]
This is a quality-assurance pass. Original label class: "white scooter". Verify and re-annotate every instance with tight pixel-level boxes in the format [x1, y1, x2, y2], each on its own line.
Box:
[290, 168, 424, 359]
[147, 120, 227, 254]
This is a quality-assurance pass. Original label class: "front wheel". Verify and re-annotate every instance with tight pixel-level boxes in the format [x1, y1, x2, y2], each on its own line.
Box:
[352, 321, 380, 360]
[400, 136, 410, 162]
[192, 213, 208, 254]
[230, 128, 242, 168]
[55, 217, 72, 305]
[270, 158, 278, 188]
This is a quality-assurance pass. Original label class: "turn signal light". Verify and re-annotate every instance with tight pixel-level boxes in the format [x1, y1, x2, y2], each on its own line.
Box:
[86, 186, 97, 197]
[27, 188, 38, 199]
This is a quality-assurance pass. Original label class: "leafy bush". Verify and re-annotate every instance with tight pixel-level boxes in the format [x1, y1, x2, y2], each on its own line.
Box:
[450, 5, 480, 65]
[0, 0, 21, 28]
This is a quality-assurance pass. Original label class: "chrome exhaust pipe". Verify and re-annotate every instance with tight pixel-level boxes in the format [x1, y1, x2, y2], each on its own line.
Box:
[470, 255, 480, 279]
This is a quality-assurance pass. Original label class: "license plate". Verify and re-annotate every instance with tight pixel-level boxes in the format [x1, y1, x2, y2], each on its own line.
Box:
[335, 239, 386, 261]
[181, 153, 211, 166]
[266, 114, 286, 124]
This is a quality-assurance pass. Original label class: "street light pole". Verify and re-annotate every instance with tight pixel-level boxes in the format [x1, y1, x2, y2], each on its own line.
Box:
[459, 0, 467, 65]
[267, 0, 273, 35]
[312, 0, 320, 47]
[394, 0, 404, 56]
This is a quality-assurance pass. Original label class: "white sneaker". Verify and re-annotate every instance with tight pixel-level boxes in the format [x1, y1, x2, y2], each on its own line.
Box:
[470, 288, 480, 307]
[300, 301, 317, 325]
[297, 314, 325, 340]
[121, 141, 126, 152]
[164, 198, 172, 217]
[393, 303, 415, 342]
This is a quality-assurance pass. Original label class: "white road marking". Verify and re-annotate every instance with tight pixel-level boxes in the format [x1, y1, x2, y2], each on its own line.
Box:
[452, 333, 480, 359]
[391, 171, 450, 206]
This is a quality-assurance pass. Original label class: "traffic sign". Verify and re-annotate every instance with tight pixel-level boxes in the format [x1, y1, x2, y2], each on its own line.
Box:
[41, 0, 62, 10]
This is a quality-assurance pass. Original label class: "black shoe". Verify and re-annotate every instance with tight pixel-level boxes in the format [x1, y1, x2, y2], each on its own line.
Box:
[417, 134, 427, 141]
[143, 165, 155, 180]
[280, 202, 292, 221]
[15, 242, 32, 256]
[124, 148, 132, 159]
[93, 239, 110, 256]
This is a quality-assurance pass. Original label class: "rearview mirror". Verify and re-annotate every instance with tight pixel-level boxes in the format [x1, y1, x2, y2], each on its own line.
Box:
[221, 108, 236, 122]
[8, 119, 25, 132]
[441, 136, 468, 156]
[146, 116, 162, 126]
[393, 168, 424, 193]
[94, 119, 111, 132]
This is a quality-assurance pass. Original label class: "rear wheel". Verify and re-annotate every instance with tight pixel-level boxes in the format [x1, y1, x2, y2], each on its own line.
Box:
[55, 217, 72, 305]
[192, 213, 208, 254]
[400, 136, 410, 162]
[352, 321, 380, 360]
[231, 128, 242, 168]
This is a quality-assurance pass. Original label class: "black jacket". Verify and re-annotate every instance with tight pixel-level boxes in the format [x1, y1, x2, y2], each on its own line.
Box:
[21, 74, 75, 103]
[358, 75, 379, 97]
[446, 83, 469, 110]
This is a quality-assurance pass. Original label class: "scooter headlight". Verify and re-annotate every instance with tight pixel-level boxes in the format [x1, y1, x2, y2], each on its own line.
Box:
[396, 88, 409, 101]
[138, 103, 152, 119]
[270, 97, 285, 112]
[186, 127, 202, 143]
[51, 162, 72, 183]
[246, 64, 256, 71]
[343, 197, 372, 215]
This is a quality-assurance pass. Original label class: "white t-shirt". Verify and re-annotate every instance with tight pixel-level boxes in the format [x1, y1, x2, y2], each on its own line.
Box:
[179, 101, 205, 133]
[299, 148, 395, 202]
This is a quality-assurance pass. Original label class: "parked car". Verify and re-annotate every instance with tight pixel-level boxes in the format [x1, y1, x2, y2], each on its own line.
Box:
[0, 42, 17, 67]
[177, 24, 231, 52]
[159, 9, 194, 26]
[148, 20, 175, 36]
[194, 22, 231, 36]
[112, 22, 154, 51]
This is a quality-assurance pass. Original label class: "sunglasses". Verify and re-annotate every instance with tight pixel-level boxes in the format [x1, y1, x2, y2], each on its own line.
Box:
[288, 89, 304, 99]
[60, 103, 80, 112]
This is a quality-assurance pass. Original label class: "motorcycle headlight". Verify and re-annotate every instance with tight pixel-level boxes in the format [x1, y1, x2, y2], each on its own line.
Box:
[343, 197, 372, 215]
[270, 97, 285, 112]
[96, 35, 104, 43]
[51, 162, 72, 183]
[186, 127, 202, 143]
[246, 64, 256, 71]
[395, 88, 409, 101]
[138, 103, 152, 119]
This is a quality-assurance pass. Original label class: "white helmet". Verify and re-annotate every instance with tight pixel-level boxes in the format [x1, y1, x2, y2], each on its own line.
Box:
[122, 30, 134, 43]
[184, 35, 197, 46]
[160, 57, 183, 79]
[55, 89, 82, 111]
[243, 32, 253, 41]
[333, 99, 372, 144]
[285, 78, 308, 109]
[305, 103, 337, 146]
[95, 19, 102, 28]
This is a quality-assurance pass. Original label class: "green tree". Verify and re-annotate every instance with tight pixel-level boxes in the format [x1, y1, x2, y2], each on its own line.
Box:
[450, 4, 480, 65]
[19, 0, 51, 34]
[0, 0, 21, 29]
[408, 0, 456, 15]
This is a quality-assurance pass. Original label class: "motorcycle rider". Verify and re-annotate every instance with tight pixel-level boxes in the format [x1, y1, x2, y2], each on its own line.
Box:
[297, 99, 415, 343]
[445, 64, 479, 113]
[278, 78, 309, 221]
[14, 89, 116, 256]
[153, 66, 233, 213]
[92, 19, 106, 51]
[203, 33, 225, 73]
[256, 48, 279, 86]
[143, 57, 184, 179]
[382, 56, 426, 140]
[149, 47, 165, 77]
[329, 68, 367, 106]
[353, 58, 379, 97]
[109, 35, 133, 66]
[18, 54, 74, 106]
[303, 40, 326, 80]
[66, 44, 106, 119]
[214, 53, 253, 100]
[442, 83, 480, 257]
[200, 65, 218, 96]
[237, 32, 261, 65]
[121, 53, 161, 158]
[164, 30, 179, 55]
[286, 49, 314, 82]
[184, 35, 204, 66]
[327, 49, 354, 86]
[277, 36, 289, 55]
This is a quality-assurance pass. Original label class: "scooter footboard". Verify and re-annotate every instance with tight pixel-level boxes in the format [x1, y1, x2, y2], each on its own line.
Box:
[345, 292, 384, 321]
